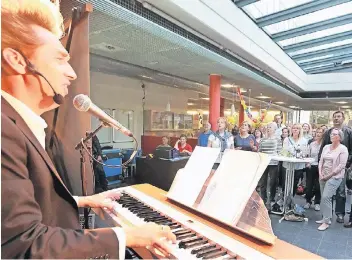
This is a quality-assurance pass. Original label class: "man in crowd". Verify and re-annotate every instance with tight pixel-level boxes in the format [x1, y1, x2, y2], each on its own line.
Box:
[274, 114, 286, 138]
[1, 0, 175, 258]
[198, 122, 212, 147]
[318, 111, 352, 223]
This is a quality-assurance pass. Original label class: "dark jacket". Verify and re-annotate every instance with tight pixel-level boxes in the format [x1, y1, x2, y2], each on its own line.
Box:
[318, 125, 352, 168]
[1, 99, 119, 259]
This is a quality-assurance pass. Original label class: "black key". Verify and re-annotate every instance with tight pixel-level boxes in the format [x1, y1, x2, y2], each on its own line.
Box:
[131, 207, 153, 213]
[135, 210, 156, 215]
[178, 237, 203, 248]
[145, 216, 168, 222]
[128, 205, 149, 210]
[170, 224, 181, 230]
[202, 250, 227, 259]
[191, 245, 216, 255]
[173, 229, 191, 236]
[222, 256, 237, 259]
[177, 233, 196, 240]
[196, 248, 221, 258]
[166, 222, 179, 227]
[180, 240, 207, 249]
[122, 202, 141, 207]
[138, 212, 160, 217]
[154, 220, 173, 225]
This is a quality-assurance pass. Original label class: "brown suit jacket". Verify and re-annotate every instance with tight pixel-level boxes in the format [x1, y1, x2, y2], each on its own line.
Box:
[1, 98, 119, 259]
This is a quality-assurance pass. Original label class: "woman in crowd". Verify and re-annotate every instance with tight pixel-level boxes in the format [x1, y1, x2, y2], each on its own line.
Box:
[208, 117, 234, 167]
[281, 127, 290, 143]
[304, 127, 324, 211]
[282, 123, 308, 197]
[234, 121, 257, 152]
[317, 128, 348, 231]
[208, 117, 234, 151]
[302, 123, 313, 141]
[174, 134, 193, 155]
[254, 128, 263, 145]
[157, 136, 171, 148]
[258, 122, 282, 209]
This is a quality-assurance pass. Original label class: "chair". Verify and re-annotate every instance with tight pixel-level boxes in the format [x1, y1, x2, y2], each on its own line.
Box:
[101, 149, 123, 188]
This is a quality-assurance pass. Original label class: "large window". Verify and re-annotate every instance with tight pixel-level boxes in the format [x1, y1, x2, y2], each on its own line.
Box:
[91, 108, 134, 144]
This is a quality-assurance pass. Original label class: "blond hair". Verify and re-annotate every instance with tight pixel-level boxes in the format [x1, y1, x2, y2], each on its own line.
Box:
[1, 0, 64, 68]
[217, 117, 229, 129]
[291, 123, 303, 139]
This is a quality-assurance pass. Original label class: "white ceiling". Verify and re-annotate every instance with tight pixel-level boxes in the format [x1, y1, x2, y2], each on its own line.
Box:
[62, 0, 352, 111]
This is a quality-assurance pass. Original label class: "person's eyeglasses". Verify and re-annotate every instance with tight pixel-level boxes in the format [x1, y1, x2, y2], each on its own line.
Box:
[330, 133, 338, 136]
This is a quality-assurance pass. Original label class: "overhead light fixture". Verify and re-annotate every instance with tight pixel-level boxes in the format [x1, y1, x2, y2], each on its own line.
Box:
[187, 102, 195, 105]
[166, 101, 171, 112]
[275, 101, 285, 104]
[240, 88, 247, 93]
[335, 101, 348, 104]
[139, 75, 153, 79]
[341, 105, 351, 108]
[201, 97, 210, 100]
[256, 95, 271, 99]
[289, 105, 298, 108]
[148, 61, 159, 65]
[186, 110, 198, 115]
[222, 84, 235, 88]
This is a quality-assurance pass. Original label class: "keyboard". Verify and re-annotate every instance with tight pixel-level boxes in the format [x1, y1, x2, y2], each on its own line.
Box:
[104, 186, 274, 259]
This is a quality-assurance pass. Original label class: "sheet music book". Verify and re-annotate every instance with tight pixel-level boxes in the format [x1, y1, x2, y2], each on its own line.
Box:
[197, 150, 270, 225]
[167, 149, 275, 244]
[167, 146, 220, 207]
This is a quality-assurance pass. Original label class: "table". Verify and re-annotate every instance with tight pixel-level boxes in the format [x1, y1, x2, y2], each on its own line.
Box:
[135, 157, 189, 191]
[271, 156, 314, 215]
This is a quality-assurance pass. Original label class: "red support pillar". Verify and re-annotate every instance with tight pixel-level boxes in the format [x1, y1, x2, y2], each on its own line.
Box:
[220, 97, 225, 117]
[239, 102, 245, 126]
[209, 74, 221, 131]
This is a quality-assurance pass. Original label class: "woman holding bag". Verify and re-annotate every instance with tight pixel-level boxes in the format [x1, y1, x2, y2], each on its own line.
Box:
[317, 128, 348, 231]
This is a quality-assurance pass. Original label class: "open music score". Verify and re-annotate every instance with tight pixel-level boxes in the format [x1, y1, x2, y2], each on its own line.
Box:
[167, 147, 276, 244]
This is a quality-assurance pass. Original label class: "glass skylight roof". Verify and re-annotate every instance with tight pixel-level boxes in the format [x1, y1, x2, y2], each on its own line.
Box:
[234, 0, 352, 74]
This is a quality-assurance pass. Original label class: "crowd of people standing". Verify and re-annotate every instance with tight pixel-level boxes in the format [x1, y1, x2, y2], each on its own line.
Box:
[196, 111, 352, 231]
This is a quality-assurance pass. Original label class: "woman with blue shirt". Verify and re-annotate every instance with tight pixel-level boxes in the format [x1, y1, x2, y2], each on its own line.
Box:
[234, 121, 257, 152]
[282, 123, 308, 197]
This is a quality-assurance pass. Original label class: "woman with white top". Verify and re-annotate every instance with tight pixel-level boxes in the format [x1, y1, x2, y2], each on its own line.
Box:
[304, 127, 324, 211]
[317, 128, 348, 231]
[282, 123, 308, 197]
[208, 117, 234, 167]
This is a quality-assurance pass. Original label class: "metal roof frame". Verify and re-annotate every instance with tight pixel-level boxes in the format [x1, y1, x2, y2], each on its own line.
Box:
[256, 0, 351, 27]
[271, 13, 352, 42]
[234, 0, 352, 74]
[305, 63, 352, 74]
[299, 53, 352, 68]
[291, 43, 352, 61]
[283, 31, 352, 53]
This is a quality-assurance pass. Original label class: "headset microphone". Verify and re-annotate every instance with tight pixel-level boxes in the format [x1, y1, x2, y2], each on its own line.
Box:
[26, 62, 65, 105]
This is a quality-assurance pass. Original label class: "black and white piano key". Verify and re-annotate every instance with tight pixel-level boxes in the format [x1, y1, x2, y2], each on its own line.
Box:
[179, 239, 207, 249]
[191, 245, 216, 255]
[196, 248, 221, 258]
[202, 250, 227, 259]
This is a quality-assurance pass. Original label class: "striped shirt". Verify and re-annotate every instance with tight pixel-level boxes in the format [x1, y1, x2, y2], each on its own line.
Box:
[258, 137, 282, 165]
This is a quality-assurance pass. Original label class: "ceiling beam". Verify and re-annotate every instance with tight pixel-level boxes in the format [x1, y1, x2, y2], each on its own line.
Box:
[257, 0, 351, 28]
[271, 13, 352, 42]
[299, 53, 352, 69]
[291, 43, 352, 61]
[305, 63, 352, 74]
[234, 0, 259, 8]
[283, 31, 352, 53]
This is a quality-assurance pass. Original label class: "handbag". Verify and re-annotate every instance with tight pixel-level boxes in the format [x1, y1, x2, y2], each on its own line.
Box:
[346, 167, 352, 190]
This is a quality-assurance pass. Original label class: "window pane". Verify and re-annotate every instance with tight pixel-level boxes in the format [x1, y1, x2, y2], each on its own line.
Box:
[288, 39, 352, 56]
[279, 24, 352, 46]
[264, 2, 352, 34]
[243, 0, 312, 19]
